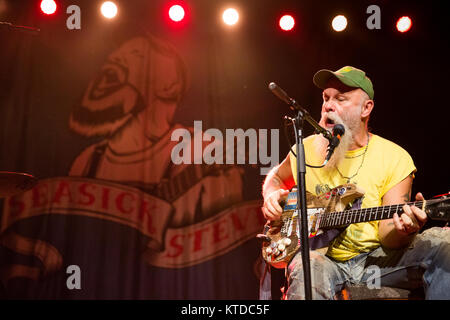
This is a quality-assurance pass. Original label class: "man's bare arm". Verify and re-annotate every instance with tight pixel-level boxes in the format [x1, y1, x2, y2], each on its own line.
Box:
[261, 153, 295, 221]
[378, 174, 427, 249]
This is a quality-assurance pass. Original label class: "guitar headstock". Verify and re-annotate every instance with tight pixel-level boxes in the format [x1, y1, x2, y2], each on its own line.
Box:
[426, 192, 450, 221]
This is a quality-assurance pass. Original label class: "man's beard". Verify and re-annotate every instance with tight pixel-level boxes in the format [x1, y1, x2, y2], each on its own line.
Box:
[312, 113, 354, 171]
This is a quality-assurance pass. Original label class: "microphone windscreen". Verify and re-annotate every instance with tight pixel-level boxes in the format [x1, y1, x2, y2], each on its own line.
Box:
[333, 124, 345, 136]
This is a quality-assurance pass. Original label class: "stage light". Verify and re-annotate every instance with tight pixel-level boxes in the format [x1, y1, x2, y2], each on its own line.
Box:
[101, 1, 118, 19]
[169, 4, 185, 22]
[222, 8, 239, 26]
[279, 15, 295, 31]
[332, 15, 347, 32]
[396, 16, 412, 33]
[40, 0, 57, 15]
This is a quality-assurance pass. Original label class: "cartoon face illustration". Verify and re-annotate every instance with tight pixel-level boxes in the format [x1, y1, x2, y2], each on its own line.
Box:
[69, 35, 187, 138]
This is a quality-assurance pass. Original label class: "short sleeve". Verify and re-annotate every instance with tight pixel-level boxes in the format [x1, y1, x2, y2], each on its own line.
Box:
[381, 144, 416, 197]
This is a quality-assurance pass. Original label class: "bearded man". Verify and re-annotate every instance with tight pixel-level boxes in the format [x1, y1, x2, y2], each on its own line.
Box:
[262, 66, 450, 299]
[69, 35, 243, 228]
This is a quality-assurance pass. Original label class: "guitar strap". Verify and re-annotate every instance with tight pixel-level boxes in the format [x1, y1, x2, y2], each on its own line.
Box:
[309, 197, 363, 250]
[86, 142, 177, 179]
[309, 228, 343, 250]
[86, 142, 107, 178]
[259, 257, 272, 300]
[308, 196, 363, 250]
[84, 141, 176, 200]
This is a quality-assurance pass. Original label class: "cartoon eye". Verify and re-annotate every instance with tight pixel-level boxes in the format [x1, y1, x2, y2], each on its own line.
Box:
[89, 63, 128, 99]
[101, 63, 127, 86]
[154, 83, 182, 103]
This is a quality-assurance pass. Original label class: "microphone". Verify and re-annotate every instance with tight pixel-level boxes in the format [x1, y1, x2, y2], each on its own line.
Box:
[268, 82, 293, 106]
[324, 124, 345, 163]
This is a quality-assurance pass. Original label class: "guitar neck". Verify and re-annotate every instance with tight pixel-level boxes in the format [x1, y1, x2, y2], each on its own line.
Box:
[318, 199, 429, 229]
[157, 164, 212, 202]
[156, 142, 249, 202]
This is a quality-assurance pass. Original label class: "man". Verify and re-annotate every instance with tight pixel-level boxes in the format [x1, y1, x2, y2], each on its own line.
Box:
[262, 66, 450, 299]
[69, 35, 243, 228]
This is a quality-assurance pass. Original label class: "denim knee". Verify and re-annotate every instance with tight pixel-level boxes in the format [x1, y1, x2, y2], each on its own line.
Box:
[286, 251, 342, 300]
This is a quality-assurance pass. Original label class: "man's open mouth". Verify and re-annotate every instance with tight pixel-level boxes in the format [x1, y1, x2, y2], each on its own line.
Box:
[325, 118, 336, 128]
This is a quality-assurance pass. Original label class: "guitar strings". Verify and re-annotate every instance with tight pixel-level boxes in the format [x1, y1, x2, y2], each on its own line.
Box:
[318, 199, 438, 228]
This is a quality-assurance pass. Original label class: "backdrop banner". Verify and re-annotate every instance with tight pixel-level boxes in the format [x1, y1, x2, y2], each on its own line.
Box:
[0, 0, 269, 299]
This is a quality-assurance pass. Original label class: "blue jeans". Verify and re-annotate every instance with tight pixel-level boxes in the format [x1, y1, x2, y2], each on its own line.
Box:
[286, 227, 450, 300]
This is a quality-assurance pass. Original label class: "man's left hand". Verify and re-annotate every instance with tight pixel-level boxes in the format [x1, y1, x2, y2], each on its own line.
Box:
[393, 192, 428, 235]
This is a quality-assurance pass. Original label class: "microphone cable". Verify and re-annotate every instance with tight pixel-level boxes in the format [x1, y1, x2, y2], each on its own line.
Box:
[282, 116, 326, 169]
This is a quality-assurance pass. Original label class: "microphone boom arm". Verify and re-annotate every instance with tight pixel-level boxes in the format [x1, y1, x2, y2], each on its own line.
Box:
[0, 21, 40, 35]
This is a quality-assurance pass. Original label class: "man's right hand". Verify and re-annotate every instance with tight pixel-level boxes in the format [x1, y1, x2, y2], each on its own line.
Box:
[262, 189, 290, 221]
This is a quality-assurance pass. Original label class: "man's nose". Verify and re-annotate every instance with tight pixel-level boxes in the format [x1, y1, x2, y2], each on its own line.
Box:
[323, 101, 335, 112]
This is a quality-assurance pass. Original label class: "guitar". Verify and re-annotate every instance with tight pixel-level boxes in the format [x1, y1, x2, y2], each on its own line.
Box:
[258, 184, 450, 269]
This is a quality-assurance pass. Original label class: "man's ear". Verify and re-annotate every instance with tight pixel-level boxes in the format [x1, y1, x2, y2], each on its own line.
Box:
[361, 99, 374, 118]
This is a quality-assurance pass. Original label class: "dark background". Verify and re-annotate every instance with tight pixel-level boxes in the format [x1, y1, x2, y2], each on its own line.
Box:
[0, 0, 448, 299]
[1, 0, 447, 199]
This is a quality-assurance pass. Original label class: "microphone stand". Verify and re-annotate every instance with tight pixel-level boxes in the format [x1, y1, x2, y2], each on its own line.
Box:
[293, 108, 313, 300]
[268, 82, 331, 300]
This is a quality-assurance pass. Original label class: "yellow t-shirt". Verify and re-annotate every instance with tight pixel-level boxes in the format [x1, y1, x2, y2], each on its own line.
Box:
[289, 134, 416, 261]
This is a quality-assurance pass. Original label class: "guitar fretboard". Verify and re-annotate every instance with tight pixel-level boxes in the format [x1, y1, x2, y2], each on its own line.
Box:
[156, 144, 245, 202]
[318, 200, 427, 228]
[156, 164, 213, 202]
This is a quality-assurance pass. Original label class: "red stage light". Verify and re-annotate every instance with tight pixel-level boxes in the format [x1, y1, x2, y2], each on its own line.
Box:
[40, 0, 57, 15]
[169, 4, 185, 22]
[279, 15, 295, 31]
[396, 16, 412, 33]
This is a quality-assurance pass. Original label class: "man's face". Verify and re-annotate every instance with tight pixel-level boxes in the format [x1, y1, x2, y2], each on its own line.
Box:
[319, 78, 366, 134]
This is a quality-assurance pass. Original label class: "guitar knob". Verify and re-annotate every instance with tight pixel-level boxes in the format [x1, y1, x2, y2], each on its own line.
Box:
[278, 243, 286, 252]
[265, 247, 272, 255]
[282, 238, 292, 246]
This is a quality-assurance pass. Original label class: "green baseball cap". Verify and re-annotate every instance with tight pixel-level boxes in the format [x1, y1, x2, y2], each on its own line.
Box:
[313, 66, 374, 100]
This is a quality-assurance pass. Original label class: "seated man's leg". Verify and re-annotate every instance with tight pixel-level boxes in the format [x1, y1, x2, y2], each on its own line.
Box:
[402, 227, 450, 299]
[286, 250, 345, 300]
[361, 227, 450, 299]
